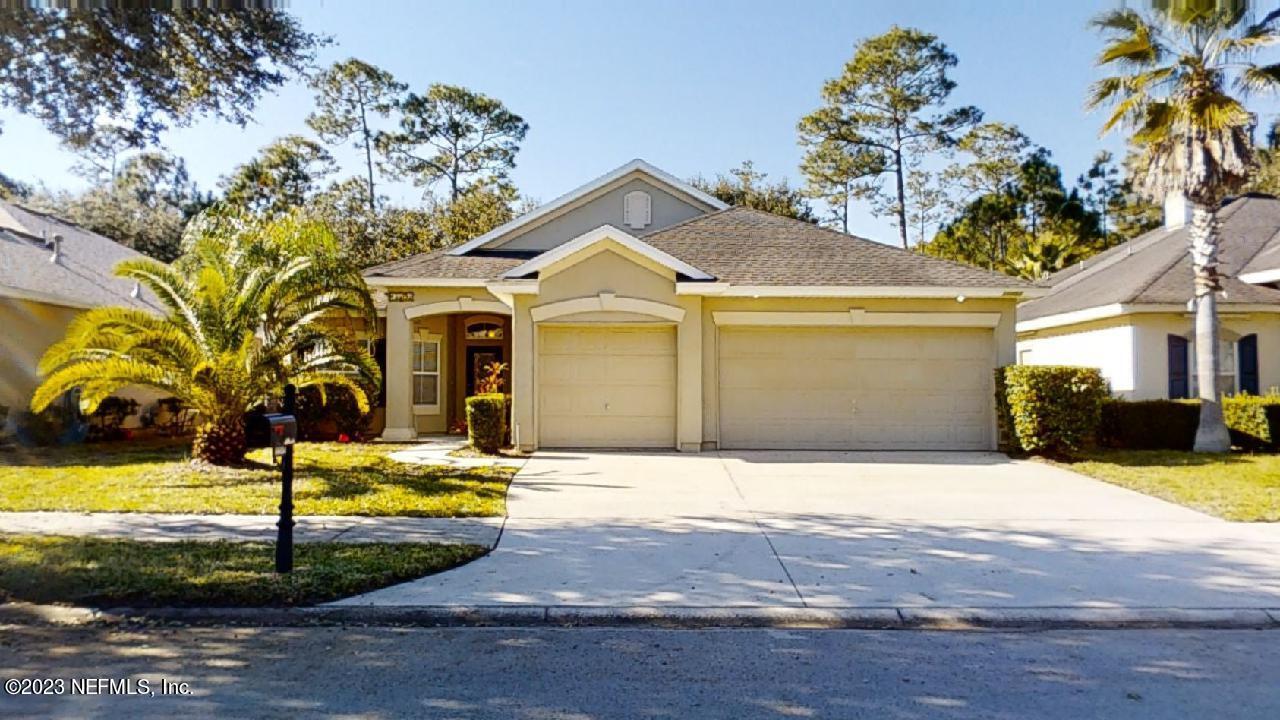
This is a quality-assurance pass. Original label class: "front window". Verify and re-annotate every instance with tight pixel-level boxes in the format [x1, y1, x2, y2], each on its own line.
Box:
[1189, 337, 1238, 396]
[412, 338, 440, 406]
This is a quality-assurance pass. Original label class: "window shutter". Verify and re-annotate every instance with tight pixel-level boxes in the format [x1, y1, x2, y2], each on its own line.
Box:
[1239, 334, 1259, 395]
[1168, 335, 1189, 399]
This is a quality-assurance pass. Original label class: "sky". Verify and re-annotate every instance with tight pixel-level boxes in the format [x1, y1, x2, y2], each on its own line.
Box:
[0, 0, 1244, 243]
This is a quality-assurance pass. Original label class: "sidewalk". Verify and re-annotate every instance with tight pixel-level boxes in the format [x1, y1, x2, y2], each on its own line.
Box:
[0, 511, 503, 547]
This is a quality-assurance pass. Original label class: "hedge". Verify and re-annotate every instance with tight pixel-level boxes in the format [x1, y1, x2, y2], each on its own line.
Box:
[466, 394, 507, 454]
[1099, 395, 1280, 452]
[995, 365, 1109, 457]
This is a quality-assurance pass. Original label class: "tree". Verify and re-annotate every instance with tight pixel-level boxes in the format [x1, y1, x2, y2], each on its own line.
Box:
[691, 161, 817, 221]
[31, 210, 379, 465]
[798, 140, 868, 231]
[29, 151, 209, 262]
[943, 123, 1034, 202]
[377, 84, 529, 202]
[0, 7, 324, 149]
[303, 177, 442, 268]
[1088, 2, 1276, 452]
[220, 135, 337, 216]
[307, 58, 406, 211]
[0, 171, 31, 201]
[798, 26, 981, 247]
[1077, 150, 1164, 244]
[431, 180, 526, 245]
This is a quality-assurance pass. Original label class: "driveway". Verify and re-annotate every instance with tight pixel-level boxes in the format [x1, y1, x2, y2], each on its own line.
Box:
[337, 451, 1280, 609]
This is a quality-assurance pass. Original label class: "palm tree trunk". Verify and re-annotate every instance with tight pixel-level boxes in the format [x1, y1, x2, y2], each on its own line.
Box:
[1188, 203, 1232, 453]
[192, 415, 247, 466]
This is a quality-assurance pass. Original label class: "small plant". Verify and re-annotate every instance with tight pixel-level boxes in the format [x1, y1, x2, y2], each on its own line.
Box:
[476, 361, 509, 395]
[447, 418, 468, 435]
[466, 394, 507, 454]
[996, 365, 1108, 458]
[87, 396, 139, 442]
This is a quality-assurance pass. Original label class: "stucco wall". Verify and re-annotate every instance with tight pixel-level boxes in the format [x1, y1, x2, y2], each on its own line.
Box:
[1017, 312, 1280, 399]
[0, 297, 162, 428]
[1017, 319, 1138, 396]
[492, 178, 708, 252]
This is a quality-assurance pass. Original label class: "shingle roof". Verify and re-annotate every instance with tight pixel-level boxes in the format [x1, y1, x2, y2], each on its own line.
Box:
[363, 247, 529, 280]
[642, 207, 1031, 288]
[1020, 195, 1280, 322]
[0, 201, 162, 312]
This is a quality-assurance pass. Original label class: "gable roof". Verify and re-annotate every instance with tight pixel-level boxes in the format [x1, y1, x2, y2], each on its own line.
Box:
[445, 159, 728, 256]
[641, 207, 1032, 289]
[0, 200, 162, 312]
[502, 224, 713, 281]
[1020, 195, 1280, 322]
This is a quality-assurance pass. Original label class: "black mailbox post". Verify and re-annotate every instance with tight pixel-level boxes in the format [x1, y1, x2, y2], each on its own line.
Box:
[267, 385, 298, 574]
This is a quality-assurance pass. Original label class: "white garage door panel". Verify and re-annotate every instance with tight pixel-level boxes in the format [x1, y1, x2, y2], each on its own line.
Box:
[538, 325, 676, 448]
[718, 327, 994, 450]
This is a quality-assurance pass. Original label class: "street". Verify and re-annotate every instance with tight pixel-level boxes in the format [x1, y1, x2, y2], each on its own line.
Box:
[2, 625, 1278, 719]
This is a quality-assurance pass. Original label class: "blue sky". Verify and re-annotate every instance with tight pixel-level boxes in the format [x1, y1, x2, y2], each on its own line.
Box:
[0, 0, 1218, 242]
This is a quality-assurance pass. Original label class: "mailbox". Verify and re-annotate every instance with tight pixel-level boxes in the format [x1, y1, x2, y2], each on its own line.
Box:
[263, 413, 297, 461]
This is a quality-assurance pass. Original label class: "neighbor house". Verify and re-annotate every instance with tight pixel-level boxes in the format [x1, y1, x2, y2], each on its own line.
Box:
[362, 159, 1037, 451]
[0, 200, 162, 427]
[1017, 193, 1280, 400]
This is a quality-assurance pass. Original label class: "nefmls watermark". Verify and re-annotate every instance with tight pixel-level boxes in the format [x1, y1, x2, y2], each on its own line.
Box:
[0, 1, 291, 10]
[5, 676, 194, 697]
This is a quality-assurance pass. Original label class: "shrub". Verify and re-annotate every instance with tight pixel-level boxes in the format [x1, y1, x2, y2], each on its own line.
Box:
[466, 394, 507, 454]
[1222, 394, 1280, 451]
[294, 386, 373, 442]
[996, 365, 1108, 458]
[1099, 400, 1198, 450]
[12, 402, 87, 447]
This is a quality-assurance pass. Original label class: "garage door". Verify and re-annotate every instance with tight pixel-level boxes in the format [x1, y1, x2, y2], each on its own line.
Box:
[538, 325, 676, 448]
[718, 327, 993, 450]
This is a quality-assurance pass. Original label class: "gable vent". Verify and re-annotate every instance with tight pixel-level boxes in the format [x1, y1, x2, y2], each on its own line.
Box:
[623, 190, 652, 230]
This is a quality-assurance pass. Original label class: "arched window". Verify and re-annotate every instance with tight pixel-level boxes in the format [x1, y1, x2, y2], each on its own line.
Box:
[466, 320, 503, 340]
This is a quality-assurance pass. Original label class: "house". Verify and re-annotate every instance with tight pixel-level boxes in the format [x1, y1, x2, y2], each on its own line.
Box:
[0, 200, 162, 426]
[362, 159, 1037, 452]
[1017, 193, 1280, 400]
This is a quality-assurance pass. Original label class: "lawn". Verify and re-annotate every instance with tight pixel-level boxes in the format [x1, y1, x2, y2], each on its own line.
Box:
[0, 440, 513, 517]
[0, 534, 485, 607]
[1063, 450, 1280, 522]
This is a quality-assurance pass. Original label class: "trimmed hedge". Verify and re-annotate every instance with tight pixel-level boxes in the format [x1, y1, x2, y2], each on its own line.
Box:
[466, 394, 507, 454]
[995, 365, 1108, 457]
[1099, 395, 1280, 452]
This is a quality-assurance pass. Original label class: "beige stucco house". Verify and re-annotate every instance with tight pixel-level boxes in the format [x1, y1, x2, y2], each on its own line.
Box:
[363, 159, 1037, 452]
[0, 200, 162, 426]
[1017, 194, 1280, 399]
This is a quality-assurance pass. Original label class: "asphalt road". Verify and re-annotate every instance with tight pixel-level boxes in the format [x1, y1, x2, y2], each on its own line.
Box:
[2, 625, 1278, 719]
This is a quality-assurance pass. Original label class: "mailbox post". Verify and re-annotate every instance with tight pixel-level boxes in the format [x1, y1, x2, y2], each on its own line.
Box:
[266, 385, 298, 574]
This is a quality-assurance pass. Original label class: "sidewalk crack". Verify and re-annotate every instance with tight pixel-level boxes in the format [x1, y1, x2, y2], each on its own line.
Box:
[718, 452, 808, 609]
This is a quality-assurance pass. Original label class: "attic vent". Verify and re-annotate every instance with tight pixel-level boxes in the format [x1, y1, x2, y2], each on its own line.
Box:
[623, 190, 652, 230]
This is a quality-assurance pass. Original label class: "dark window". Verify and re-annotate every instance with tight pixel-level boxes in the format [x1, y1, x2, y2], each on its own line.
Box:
[1168, 335, 1189, 399]
[1239, 334, 1260, 395]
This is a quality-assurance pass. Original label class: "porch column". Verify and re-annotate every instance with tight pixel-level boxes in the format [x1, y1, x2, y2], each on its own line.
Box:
[511, 295, 536, 452]
[676, 294, 703, 452]
[381, 300, 416, 441]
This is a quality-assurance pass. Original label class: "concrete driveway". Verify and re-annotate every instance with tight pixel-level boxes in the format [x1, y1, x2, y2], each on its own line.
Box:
[338, 451, 1280, 609]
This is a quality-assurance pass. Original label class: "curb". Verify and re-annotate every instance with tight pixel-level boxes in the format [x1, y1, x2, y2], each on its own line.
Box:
[4, 603, 1279, 630]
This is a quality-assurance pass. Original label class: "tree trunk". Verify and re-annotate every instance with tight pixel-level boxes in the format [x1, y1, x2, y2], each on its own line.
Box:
[893, 148, 908, 249]
[1188, 203, 1232, 453]
[192, 416, 247, 466]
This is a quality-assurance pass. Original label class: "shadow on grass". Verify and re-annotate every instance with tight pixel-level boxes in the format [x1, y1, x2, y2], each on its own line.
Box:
[0, 438, 191, 468]
[1075, 449, 1256, 469]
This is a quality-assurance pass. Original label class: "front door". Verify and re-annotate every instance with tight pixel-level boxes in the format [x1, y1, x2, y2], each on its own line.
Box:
[466, 346, 504, 397]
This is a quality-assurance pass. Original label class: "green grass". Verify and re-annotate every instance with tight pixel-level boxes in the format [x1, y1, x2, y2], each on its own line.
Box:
[0, 534, 485, 607]
[1064, 450, 1280, 522]
[0, 440, 513, 517]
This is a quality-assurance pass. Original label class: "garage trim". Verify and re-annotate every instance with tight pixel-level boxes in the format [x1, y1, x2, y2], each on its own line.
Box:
[532, 293, 686, 323]
[712, 310, 1002, 328]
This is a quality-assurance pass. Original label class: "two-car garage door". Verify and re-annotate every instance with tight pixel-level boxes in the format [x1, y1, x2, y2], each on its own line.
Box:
[718, 326, 994, 450]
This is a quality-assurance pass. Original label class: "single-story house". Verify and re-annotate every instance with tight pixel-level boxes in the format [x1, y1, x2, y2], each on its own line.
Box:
[1017, 193, 1280, 399]
[362, 159, 1036, 452]
[0, 200, 162, 427]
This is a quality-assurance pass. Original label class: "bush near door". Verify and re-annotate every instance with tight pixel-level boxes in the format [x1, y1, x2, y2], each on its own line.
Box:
[466, 394, 507, 453]
[995, 366, 1108, 458]
[1099, 395, 1280, 452]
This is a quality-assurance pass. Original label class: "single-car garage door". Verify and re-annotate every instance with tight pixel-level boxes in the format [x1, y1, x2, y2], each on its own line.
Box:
[538, 325, 676, 448]
[718, 326, 994, 450]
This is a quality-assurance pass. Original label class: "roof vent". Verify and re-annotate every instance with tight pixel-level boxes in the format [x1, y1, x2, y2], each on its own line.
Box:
[130, 281, 141, 299]
[48, 233, 62, 263]
[623, 190, 652, 230]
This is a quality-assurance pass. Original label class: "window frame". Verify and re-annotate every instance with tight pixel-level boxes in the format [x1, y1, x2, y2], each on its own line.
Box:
[1187, 333, 1240, 397]
[412, 333, 442, 415]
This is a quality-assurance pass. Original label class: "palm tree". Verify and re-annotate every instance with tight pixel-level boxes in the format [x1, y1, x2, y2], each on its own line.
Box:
[32, 210, 380, 465]
[1088, 2, 1277, 452]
